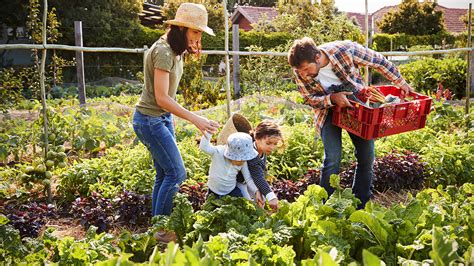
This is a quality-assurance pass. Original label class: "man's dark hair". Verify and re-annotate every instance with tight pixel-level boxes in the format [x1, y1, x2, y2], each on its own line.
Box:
[287, 37, 320, 68]
[166, 25, 188, 55]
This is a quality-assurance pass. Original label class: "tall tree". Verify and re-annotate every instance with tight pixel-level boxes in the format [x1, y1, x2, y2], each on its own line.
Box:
[377, 0, 445, 35]
[48, 0, 144, 47]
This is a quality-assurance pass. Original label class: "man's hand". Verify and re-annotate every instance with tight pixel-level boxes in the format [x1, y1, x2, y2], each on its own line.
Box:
[400, 84, 414, 97]
[268, 198, 278, 212]
[330, 92, 353, 108]
[255, 191, 265, 208]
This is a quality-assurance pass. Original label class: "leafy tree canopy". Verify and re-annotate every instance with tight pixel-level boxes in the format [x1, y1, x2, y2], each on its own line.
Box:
[253, 0, 363, 45]
[48, 0, 144, 47]
[377, 0, 445, 35]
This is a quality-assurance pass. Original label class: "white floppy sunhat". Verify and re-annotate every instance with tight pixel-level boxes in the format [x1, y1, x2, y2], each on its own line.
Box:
[164, 3, 215, 36]
[224, 132, 258, 161]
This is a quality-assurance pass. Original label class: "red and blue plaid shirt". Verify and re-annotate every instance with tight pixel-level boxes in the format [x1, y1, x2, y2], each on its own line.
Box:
[292, 40, 408, 134]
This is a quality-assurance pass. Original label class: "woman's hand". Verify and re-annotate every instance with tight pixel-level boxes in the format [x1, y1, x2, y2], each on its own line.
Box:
[191, 115, 219, 135]
[268, 198, 278, 212]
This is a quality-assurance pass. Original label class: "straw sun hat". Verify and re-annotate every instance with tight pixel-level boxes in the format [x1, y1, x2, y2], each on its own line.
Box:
[164, 3, 215, 36]
[217, 113, 252, 145]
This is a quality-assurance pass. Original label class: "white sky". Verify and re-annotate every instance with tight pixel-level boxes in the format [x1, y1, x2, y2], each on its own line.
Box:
[334, 0, 472, 13]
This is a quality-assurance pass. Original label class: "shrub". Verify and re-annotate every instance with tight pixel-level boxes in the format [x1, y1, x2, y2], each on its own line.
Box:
[340, 151, 426, 192]
[420, 132, 473, 187]
[179, 55, 227, 110]
[4, 202, 56, 238]
[0, 68, 25, 112]
[399, 58, 467, 98]
[58, 145, 155, 202]
[71, 191, 151, 232]
[372, 32, 458, 52]
[49, 83, 143, 99]
[267, 123, 322, 180]
[240, 45, 293, 96]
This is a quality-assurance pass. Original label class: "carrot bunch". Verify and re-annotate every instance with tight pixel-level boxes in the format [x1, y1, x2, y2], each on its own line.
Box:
[356, 86, 386, 106]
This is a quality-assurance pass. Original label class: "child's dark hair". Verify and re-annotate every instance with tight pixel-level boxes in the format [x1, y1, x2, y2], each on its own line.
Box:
[166, 25, 188, 55]
[251, 120, 282, 141]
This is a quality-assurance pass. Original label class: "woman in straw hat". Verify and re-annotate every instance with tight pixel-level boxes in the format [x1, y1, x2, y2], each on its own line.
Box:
[132, 3, 219, 242]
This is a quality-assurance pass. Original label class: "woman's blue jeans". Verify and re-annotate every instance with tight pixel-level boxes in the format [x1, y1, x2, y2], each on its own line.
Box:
[320, 110, 375, 208]
[133, 110, 187, 216]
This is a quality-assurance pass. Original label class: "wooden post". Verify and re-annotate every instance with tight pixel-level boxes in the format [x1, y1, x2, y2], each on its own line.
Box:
[223, 0, 231, 118]
[40, 0, 52, 203]
[367, 13, 373, 84]
[466, 3, 472, 118]
[232, 24, 241, 98]
[469, 6, 474, 94]
[143, 45, 148, 86]
[75, 21, 86, 106]
[364, 0, 369, 84]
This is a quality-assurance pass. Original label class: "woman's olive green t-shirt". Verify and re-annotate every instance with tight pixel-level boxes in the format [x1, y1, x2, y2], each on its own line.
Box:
[136, 37, 183, 117]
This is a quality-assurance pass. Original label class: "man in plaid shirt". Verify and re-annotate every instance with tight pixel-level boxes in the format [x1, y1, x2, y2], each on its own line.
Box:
[287, 37, 413, 208]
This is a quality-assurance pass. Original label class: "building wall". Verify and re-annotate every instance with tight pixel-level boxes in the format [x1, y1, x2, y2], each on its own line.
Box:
[236, 18, 253, 31]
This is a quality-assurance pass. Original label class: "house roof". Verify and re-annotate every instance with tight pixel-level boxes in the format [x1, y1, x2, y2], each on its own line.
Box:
[369, 4, 468, 33]
[346, 12, 371, 32]
[230, 4, 468, 34]
[231, 6, 278, 24]
[438, 6, 468, 33]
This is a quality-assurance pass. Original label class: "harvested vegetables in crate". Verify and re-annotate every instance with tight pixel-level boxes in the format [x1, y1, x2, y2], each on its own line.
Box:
[329, 84, 432, 140]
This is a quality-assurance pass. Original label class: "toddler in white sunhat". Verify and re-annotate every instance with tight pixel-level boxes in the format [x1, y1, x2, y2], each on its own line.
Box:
[199, 132, 264, 203]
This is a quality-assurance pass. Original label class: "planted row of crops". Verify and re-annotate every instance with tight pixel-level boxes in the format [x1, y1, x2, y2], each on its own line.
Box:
[0, 93, 472, 264]
[2, 180, 472, 264]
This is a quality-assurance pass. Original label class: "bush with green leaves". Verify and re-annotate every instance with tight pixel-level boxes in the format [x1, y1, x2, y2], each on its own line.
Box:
[49, 83, 143, 99]
[179, 55, 227, 111]
[399, 57, 467, 98]
[1, 104, 136, 168]
[57, 144, 154, 202]
[240, 45, 295, 96]
[0, 68, 26, 113]
[374, 101, 473, 187]
[419, 131, 473, 187]
[57, 136, 211, 202]
[372, 32, 458, 52]
[267, 123, 320, 180]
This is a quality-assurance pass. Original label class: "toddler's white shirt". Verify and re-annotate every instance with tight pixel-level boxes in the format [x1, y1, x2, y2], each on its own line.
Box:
[200, 133, 258, 196]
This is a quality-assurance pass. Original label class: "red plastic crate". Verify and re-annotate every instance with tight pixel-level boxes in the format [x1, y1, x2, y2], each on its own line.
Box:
[332, 85, 432, 140]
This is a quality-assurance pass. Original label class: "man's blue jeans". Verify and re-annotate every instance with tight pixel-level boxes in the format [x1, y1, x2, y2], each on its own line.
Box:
[320, 110, 375, 208]
[133, 110, 187, 216]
